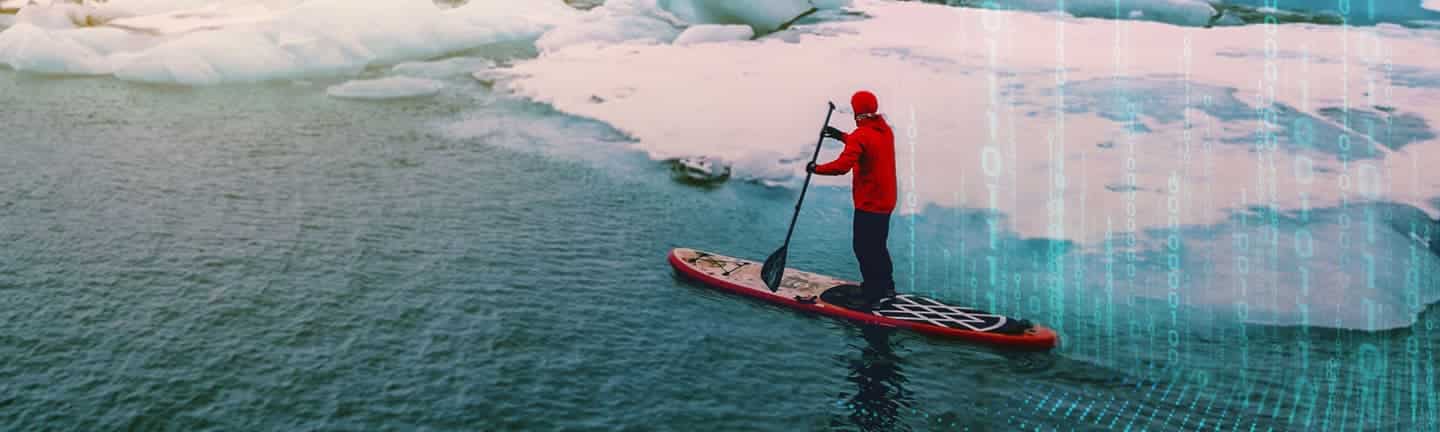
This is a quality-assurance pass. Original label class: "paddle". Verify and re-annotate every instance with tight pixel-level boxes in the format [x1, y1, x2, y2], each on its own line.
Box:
[762, 101, 837, 292]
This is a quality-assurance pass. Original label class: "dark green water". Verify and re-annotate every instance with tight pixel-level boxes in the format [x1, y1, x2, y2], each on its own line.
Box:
[3, 70, 1439, 431]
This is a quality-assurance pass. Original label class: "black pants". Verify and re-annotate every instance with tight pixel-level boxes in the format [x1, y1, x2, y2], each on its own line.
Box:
[853, 210, 894, 299]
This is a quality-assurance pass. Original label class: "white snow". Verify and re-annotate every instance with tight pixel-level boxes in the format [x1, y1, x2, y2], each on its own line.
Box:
[535, 0, 685, 53]
[673, 24, 752, 45]
[452, 0, 581, 30]
[325, 76, 443, 100]
[1426, 0, 1440, 13]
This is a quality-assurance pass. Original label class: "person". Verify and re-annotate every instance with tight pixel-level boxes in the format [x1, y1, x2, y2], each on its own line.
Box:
[806, 90, 897, 306]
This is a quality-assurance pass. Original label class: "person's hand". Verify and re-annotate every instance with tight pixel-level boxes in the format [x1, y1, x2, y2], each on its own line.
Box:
[805, 161, 818, 174]
[822, 126, 844, 141]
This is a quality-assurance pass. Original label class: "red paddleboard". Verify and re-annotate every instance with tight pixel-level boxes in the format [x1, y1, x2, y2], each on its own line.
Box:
[669, 248, 1058, 350]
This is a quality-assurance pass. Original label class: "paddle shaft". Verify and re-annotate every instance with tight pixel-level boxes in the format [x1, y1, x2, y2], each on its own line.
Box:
[779, 102, 837, 250]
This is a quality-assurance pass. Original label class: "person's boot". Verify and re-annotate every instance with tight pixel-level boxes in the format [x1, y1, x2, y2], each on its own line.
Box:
[857, 282, 889, 311]
[820, 284, 871, 311]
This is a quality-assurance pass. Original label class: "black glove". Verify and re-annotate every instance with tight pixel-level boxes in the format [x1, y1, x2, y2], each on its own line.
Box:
[805, 161, 818, 174]
[822, 126, 845, 141]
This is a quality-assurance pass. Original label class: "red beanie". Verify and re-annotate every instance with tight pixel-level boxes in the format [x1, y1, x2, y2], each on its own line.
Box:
[851, 90, 878, 115]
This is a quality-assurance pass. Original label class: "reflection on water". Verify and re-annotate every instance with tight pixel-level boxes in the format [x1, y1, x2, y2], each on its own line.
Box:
[833, 326, 912, 432]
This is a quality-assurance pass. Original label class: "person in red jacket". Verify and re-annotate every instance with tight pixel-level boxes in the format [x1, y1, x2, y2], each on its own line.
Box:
[806, 90, 897, 306]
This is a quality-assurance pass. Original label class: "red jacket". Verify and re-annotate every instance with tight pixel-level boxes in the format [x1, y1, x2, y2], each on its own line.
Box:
[814, 115, 897, 214]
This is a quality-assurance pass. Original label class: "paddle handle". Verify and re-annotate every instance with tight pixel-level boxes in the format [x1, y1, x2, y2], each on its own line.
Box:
[780, 102, 837, 248]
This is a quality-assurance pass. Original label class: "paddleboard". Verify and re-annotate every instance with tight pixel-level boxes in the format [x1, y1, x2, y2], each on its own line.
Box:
[669, 248, 1058, 350]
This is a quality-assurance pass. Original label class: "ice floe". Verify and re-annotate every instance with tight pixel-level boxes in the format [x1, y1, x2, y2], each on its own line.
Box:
[0, 0, 576, 84]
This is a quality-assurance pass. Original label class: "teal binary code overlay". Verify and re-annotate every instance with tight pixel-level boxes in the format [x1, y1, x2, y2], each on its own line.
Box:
[906, 0, 1440, 430]
[910, 102, 921, 299]
[1113, 0, 1152, 392]
[979, 0, 1008, 319]
[1046, 0, 1069, 341]
[1166, 29, 1191, 391]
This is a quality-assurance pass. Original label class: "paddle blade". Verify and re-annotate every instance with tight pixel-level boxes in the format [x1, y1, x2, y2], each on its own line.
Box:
[760, 246, 787, 292]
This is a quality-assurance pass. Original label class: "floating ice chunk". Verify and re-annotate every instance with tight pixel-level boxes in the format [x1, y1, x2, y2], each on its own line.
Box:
[94, 0, 295, 18]
[669, 155, 732, 184]
[1426, 0, 1440, 13]
[0, 0, 575, 83]
[110, 0, 550, 85]
[673, 24, 752, 45]
[660, 0, 814, 34]
[536, 0, 684, 53]
[15, 2, 100, 29]
[448, 0, 578, 28]
[9, 0, 273, 30]
[537, 13, 681, 52]
[596, 0, 688, 24]
[537, 0, 844, 53]
[391, 56, 494, 79]
[0, 23, 112, 74]
[445, 0, 580, 46]
[326, 76, 443, 100]
[100, 3, 285, 36]
[0, 0, 172, 74]
[112, 28, 363, 84]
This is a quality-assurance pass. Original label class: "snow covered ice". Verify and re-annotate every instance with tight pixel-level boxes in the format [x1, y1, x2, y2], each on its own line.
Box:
[0, 0, 578, 84]
[534, 0, 842, 53]
[0, 0, 846, 82]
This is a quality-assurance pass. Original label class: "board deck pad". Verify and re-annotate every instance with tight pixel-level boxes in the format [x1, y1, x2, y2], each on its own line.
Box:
[818, 284, 1033, 335]
[670, 248, 1056, 349]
